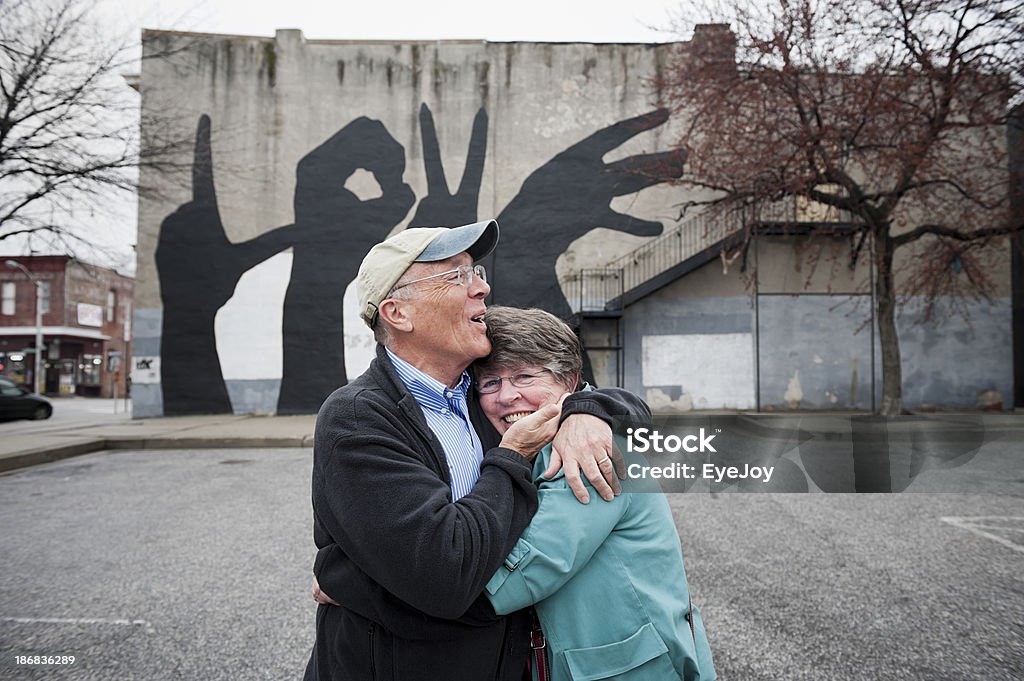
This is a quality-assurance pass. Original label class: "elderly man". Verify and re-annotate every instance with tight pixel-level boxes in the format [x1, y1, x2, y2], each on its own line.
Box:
[305, 219, 648, 681]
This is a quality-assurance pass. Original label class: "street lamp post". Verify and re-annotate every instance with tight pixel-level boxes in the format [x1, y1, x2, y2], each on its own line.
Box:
[4, 260, 43, 395]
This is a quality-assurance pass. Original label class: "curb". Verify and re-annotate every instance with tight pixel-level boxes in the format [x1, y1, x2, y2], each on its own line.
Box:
[0, 436, 315, 475]
[0, 441, 106, 474]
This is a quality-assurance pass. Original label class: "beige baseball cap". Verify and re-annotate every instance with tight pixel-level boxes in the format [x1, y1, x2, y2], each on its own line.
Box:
[356, 219, 499, 327]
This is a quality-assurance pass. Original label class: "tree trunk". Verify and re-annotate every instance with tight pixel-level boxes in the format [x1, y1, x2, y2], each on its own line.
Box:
[874, 231, 903, 415]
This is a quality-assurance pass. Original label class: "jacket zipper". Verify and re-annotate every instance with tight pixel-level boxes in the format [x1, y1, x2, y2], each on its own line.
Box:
[368, 622, 376, 678]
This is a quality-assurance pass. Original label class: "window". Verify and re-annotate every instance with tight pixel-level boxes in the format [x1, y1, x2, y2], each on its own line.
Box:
[0, 377, 22, 396]
[1, 282, 14, 315]
[106, 289, 116, 322]
[38, 281, 50, 315]
[79, 354, 102, 385]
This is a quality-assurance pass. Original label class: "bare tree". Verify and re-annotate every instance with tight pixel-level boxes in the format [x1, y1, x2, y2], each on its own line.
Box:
[0, 0, 186, 264]
[659, 0, 1023, 414]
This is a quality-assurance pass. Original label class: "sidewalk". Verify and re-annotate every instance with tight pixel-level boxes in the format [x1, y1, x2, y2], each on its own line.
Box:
[0, 412, 317, 474]
[3, 405, 1022, 475]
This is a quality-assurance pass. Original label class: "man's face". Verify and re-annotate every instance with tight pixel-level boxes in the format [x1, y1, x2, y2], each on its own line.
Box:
[402, 252, 491, 368]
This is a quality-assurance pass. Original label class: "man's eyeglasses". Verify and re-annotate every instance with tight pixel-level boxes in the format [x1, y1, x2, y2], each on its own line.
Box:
[475, 369, 552, 395]
[390, 264, 487, 294]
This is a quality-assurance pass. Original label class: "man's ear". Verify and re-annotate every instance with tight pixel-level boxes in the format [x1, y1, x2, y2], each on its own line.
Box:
[570, 372, 581, 391]
[379, 298, 414, 333]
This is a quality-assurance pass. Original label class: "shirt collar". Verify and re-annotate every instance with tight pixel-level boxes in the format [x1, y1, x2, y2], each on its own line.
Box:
[386, 348, 472, 412]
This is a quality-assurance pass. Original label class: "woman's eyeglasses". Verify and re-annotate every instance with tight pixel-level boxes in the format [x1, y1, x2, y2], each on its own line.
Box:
[475, 369, 552, 395]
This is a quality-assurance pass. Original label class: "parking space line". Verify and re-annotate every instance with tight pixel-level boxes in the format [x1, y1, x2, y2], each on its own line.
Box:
[959, 525, 1024, 532]
[1, 616, 152, 631]
[940, 516, 1024, 556]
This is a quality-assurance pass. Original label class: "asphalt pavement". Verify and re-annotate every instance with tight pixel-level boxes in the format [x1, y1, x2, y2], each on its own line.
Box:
[0, 403, 1022, 679]
[1, 448, 313, 681]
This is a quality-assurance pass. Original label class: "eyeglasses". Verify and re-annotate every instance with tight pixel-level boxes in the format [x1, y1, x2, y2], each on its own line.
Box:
[475, 369, 553, 395]
[390, 264, 487, 294]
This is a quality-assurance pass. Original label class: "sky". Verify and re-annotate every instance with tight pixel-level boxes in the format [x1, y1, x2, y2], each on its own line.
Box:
[125, 0, 686, 43]
[0, 0, 691, 274]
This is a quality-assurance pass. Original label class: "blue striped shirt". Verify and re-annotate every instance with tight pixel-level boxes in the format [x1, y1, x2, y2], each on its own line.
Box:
[386, 349, 484, 501]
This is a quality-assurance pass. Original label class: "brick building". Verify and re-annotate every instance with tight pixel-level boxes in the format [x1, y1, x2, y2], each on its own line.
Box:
[0, 256, 133, 397]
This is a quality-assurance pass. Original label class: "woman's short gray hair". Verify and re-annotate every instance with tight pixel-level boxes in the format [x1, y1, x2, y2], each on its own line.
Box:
[476, 306, 582, 389]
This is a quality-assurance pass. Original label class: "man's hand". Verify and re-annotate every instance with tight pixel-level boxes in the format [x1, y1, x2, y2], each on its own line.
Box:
[312, 577, 339, 606]
[499, 402, 562, 460]
[546, 414, 626, 504]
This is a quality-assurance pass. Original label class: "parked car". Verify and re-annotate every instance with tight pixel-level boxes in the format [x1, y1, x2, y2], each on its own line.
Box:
[0, 377, 53, 421]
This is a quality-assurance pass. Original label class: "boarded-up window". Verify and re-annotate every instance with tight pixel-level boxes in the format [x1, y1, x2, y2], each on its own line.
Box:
[1, 282, 14, 315]
[106, 289, 117, 322]
[39, 281, 50, 314]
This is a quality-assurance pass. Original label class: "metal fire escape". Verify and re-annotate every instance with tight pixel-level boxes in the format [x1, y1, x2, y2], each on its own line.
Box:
[564, 201, 855, 387]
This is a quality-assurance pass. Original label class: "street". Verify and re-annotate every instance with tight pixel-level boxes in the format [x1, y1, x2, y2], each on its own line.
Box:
[1, 445, 1022, 680]
[0, 397, 131, 433]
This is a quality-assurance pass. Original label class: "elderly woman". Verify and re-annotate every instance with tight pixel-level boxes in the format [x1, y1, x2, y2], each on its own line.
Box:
[476, 306, 715, 681]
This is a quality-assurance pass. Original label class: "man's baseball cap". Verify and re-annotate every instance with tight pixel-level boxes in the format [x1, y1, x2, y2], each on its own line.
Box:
[356, 219, 499, 327]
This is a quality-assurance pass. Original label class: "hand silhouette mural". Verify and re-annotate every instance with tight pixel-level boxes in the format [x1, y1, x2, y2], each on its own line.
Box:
[276, 118, 415, 414]
[408, 103, 488, 228]
[157, 108, 684, 415]
[490, 109, 686, 318]
[156, 115, 299, 415]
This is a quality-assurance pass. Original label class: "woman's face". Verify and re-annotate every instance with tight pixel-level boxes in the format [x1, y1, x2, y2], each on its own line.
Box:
[477, 365, 573, 435]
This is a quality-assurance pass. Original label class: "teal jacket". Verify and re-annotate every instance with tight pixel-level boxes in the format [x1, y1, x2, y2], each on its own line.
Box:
[485, 445, 716, 681]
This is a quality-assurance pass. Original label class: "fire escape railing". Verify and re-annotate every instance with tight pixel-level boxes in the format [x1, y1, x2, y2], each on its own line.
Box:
[563, 198, 854, 314]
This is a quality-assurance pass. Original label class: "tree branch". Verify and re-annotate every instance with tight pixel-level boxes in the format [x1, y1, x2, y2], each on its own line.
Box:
[893, 220, 1024, 247]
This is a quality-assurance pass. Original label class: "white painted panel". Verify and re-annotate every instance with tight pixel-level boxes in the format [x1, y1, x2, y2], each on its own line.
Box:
[344, 281, 376, 380]
[642, 333, 755, 409]
[215, 251, 292, 380]
[131, 356, 160, 384]
[77, 303, 103, 327]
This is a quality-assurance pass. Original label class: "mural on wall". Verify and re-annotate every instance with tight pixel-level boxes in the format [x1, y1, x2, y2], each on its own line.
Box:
[155, 115, 299, 415]
[156, 107, 683, 414]
[408, 103, 489, 229]
[489, 108, 686, 319]
[277, 119, 416, 414]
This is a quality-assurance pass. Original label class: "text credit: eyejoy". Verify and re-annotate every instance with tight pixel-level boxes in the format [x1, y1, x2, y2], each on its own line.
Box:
[625, 427, 717, 453]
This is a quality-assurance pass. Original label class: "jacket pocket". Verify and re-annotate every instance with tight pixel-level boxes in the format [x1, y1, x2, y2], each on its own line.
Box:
[563, 623, 672, 681]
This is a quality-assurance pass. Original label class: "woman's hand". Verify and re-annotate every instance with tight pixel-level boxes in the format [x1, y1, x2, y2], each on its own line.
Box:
[498, 403, 561, 460]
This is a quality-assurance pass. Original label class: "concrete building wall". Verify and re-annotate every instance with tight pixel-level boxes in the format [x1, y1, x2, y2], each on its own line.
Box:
[622, 234, 1013, 412]
[621, 257, 754, 411]
[135, 29, 691, 416]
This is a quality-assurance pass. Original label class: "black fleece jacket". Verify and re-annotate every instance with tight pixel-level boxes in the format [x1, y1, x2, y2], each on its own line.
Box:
[306, 344, 650, 681]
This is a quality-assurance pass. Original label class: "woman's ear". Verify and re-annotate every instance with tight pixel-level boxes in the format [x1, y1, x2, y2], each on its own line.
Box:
[379, 298, 414, 333]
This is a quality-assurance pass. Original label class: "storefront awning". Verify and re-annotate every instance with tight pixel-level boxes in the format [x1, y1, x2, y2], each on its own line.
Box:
[0, 326, 111, 341]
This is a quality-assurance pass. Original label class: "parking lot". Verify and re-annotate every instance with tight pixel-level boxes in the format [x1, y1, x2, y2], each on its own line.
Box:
[1, 445, 1022, 680]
